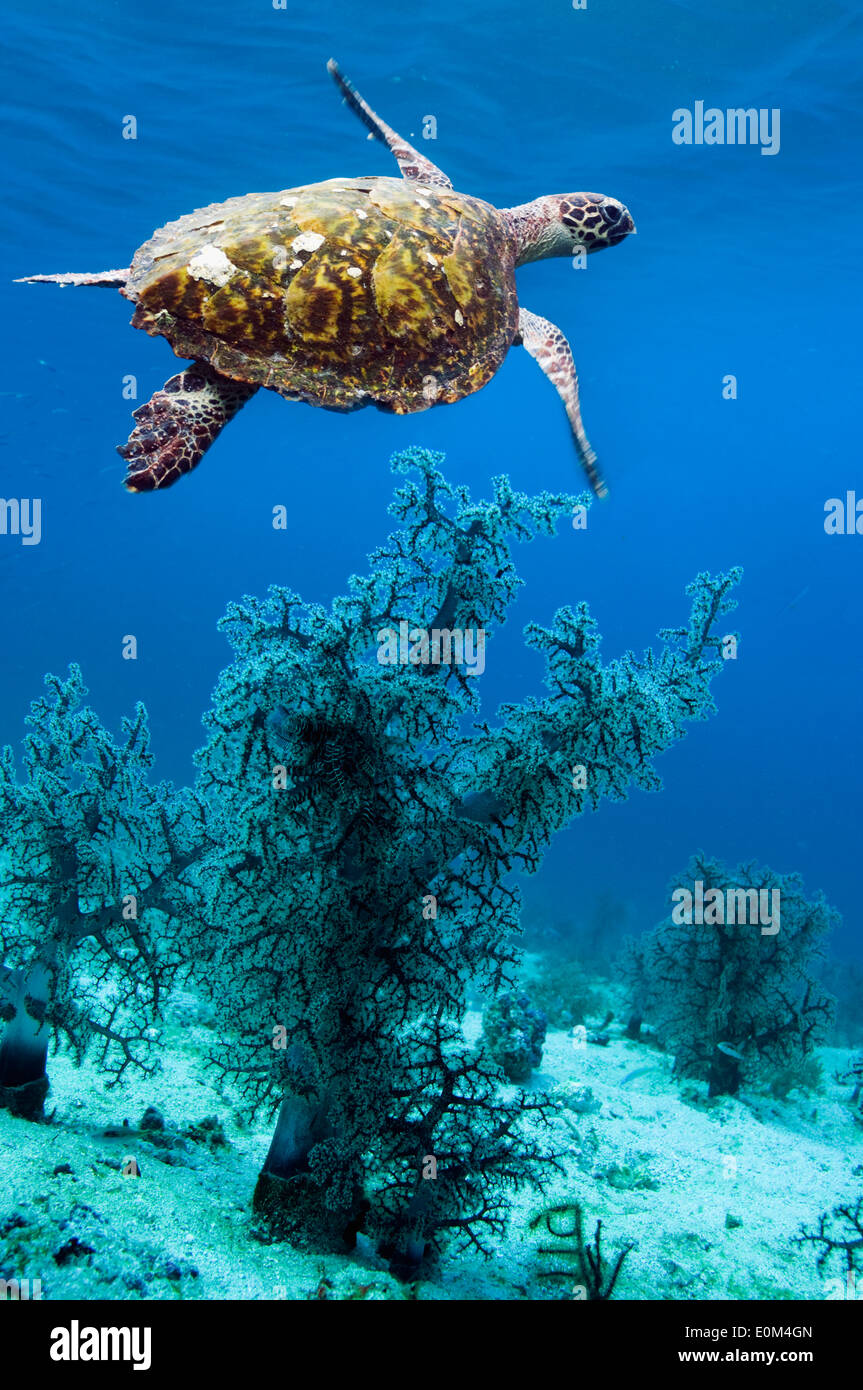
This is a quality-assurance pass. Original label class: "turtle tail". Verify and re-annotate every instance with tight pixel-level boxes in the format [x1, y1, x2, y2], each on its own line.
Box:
[15, 269, 130, 288]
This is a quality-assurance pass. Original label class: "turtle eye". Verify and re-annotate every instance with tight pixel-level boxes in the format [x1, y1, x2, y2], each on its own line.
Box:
[600, 202, 622, 225]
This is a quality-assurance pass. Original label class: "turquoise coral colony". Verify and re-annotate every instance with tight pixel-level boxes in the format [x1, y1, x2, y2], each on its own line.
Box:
[0, 447, 743, 1277]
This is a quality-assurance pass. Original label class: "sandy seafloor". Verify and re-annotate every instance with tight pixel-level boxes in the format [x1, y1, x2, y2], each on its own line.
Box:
[0, 974, 860, 1303]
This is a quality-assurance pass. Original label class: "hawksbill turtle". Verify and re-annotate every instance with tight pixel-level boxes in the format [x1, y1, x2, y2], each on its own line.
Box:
[18, 61, 634, 497]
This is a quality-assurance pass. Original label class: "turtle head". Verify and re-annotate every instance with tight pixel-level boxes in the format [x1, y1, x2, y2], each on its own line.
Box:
[506, 193, 635, 267]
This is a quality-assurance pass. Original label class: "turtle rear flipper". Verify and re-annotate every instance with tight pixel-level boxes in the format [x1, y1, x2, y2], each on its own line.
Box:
[327, 59, 453, 190]
[118, 363, 257, 492]
[15, 269, 131, 287]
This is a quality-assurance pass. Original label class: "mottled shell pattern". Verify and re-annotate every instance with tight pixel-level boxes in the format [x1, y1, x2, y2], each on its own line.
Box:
[124, 176, 518, 413]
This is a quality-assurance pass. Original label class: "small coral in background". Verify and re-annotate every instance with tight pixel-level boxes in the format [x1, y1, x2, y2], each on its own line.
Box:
[524, 892, 631, 972]
[625, 854, 838, 1097]
[530, 958, 602, 1031]
[763, 1054, 824, 1101]
[819, 957, 863, 1047]
[482, 991, 547, 1081]
[555, 1081, 602, 1116]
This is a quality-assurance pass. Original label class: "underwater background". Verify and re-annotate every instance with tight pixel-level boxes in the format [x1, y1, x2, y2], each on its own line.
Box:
[1, 0, 861, 1305]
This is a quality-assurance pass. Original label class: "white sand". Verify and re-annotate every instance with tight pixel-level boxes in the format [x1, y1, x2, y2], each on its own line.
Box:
[1, 989, 860, 1301]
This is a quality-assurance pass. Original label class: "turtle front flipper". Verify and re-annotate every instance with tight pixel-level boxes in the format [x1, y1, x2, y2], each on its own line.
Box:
[327, 59, 453, 190]
[517, 307, 608, 499]
[118, 363, 257, 492]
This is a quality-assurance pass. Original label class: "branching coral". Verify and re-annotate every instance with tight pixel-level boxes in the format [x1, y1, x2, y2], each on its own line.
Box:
[795, 1196, 863, 1285]
[625, 855, 837, 1096]
[371, 1017, 561, 1274]
[0, 666, 202, 1117]
[186, 446, 740, 1272]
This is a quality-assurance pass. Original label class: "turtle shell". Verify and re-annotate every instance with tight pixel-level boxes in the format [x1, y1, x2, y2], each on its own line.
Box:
[123, 176, 518, 412]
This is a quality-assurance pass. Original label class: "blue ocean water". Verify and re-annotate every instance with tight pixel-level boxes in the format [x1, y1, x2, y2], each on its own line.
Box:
[1, 0, 860, 957]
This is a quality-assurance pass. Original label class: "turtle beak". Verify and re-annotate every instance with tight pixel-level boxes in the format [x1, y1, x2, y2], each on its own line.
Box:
[608, 223, 635, 246]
